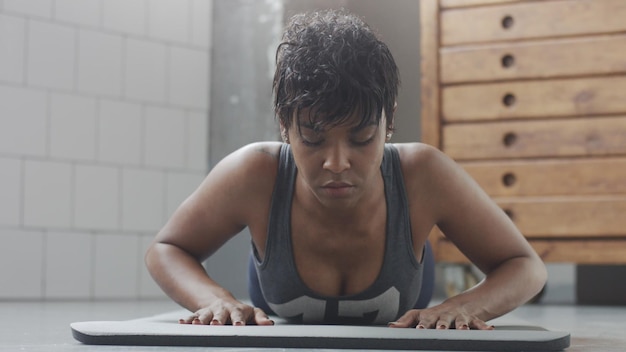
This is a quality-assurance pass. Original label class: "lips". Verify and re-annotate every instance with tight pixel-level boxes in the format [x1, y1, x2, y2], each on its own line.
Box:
[321, 181, 354, 197]
[322, 181, 353, 188]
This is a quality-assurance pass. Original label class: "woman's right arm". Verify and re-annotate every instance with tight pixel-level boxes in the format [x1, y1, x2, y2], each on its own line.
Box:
[145, 142, 280, 326]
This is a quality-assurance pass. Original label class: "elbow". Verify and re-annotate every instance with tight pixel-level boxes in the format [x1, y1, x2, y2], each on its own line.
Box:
[530, 255, 548, 298]
[144, 242, 159, 275]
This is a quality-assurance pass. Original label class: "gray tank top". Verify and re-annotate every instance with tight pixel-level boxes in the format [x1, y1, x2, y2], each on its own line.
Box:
[252, 144, 423, 325]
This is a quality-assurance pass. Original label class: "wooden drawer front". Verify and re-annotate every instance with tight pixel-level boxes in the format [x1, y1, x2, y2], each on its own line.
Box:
[442, 116, 626, 160]
[442, 0, 626, 46]
[441, 0, 527, 9]
[495, 196, 626, 237]
[434, 238, 626, 264]
[440, 34, 626, 84]
[461, 158, 626, 197]
[443, 76, 626, 122]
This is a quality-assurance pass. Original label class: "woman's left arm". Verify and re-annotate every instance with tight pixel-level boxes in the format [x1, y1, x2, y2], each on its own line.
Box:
[391, 144, 547, 330]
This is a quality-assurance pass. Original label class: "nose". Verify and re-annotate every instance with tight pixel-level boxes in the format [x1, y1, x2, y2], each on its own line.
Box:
[322, 142, 351, 174]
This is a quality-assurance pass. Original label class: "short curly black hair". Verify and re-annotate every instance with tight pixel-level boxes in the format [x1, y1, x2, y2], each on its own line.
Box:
[273, 9, 399, 134]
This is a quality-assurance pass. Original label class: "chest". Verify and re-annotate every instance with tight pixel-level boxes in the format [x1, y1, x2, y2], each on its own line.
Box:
[289, 203, 387, 297]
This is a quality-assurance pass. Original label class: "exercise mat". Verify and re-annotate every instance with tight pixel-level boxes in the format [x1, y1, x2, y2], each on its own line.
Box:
[71, 310, 570, 351]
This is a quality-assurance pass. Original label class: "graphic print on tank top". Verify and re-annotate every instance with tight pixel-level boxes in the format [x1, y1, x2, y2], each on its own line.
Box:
[252, 144, 424, 325]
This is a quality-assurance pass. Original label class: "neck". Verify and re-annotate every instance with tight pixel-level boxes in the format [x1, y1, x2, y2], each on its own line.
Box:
[294, 173, 385, 228]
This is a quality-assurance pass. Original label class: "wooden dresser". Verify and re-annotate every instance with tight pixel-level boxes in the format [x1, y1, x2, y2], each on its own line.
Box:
[420, 0, 626, 265]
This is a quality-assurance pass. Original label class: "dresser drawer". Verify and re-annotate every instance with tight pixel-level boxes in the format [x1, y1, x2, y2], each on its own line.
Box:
[461, 158, 626, 196]
[434, 237, 626, 264]
[441, 0, 526, 9]
[440, 34, 626, 83]
[442, 76, 626, 122]
[442, 116, 626, 160]
[442, 0, 626, 45]
[495, 196, 626, 238]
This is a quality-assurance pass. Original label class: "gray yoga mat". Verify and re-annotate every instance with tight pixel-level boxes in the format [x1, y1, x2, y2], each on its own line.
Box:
[71, 310, 570, 351]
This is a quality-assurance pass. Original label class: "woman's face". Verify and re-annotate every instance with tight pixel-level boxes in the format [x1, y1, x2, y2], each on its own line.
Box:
[285, 110, 388, 208]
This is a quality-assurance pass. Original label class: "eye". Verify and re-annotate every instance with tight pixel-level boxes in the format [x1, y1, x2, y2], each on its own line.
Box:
[351, 136, 375, 146]
[301, 138, 323, 147]
[299, 132, 324, 147]
[350, 128, 377, 146]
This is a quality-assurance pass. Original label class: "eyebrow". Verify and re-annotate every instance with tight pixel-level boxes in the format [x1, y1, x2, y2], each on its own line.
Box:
[300, 121, 378, 133]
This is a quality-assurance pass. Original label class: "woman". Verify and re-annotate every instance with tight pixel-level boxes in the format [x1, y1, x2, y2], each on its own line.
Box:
[145, 9, 546, 330]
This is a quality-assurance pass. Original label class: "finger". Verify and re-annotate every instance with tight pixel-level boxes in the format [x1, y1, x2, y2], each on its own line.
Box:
[454, 318, 470, 330]
[388, 310, 419, 328]
[195, 311, 214, 325]
[469, 318, 495, 330]
[416, 316, 437, 329]
[253, 307, 274, 326]
[210, 309, 228, 325]
[179, 314, 196, 324]
[229, 307, 246, 326]
[436, 319, 452, 330]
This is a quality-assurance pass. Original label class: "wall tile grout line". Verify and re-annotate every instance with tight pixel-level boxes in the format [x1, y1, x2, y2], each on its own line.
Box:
[0, 78, 207, 112]
[2, 8, 207, 50]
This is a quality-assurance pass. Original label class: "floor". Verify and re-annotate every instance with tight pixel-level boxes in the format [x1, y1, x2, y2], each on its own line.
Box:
[1, 298, 625, 351]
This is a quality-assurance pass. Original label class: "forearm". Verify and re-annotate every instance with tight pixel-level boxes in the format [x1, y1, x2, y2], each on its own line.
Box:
[145, 242, 236, 312]
[442, 255, 547, 322]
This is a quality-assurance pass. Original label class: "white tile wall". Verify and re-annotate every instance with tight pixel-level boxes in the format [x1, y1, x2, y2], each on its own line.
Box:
[74, 165, 119, 230]
[50, 93, 97, 161]
[124, 38, 167, 103]
[186, 111, 208, 170]
[97, 99, 143, 165]
[54, 0, 101, 27]
[23, 160, 73, 228]
[27, 21, 75, 90]
[149, 0, 189, 44]
[78, 30, 123, 97]
[3, 0, 53, 19]
[191, 0, 212, 48]
[0, 157, 21, 226]
[44, 231, 92, 298]
[169, 47, 209, 109]
[0, 85, 47, 156]
[94, 233, 140, 299]
[102, 0, 147, 36]
[0, 229, 44, 299]
[144, 106, 185, 168]
[0, 0, 211, 300]
[122, 168, 164, 232]
[0, 14, 26, 83]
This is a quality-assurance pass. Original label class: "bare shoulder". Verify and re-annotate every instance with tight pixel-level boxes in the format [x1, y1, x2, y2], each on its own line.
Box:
[392, 142, 443, 169]
[391, 142, 476, 214]
[391, 142, 453, 187]
[201, 141, 283, 198]
[154, 141, 283, 257]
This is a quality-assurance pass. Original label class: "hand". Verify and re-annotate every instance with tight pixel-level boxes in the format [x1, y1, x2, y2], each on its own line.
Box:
[179, 299, 274, 326]
[388, 304, 494, 330]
